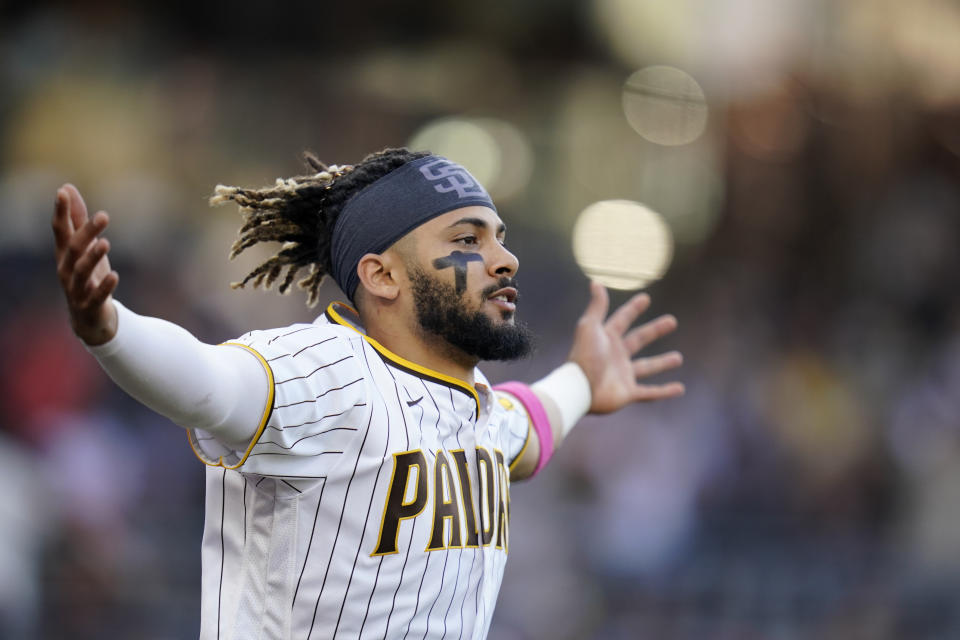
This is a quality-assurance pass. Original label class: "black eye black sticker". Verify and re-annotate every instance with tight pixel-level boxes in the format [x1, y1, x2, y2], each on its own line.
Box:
[433, 251, 484, 295]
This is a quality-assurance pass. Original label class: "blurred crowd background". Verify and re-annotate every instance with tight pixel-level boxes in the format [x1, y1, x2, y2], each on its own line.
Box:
[2, 1, 960, 638]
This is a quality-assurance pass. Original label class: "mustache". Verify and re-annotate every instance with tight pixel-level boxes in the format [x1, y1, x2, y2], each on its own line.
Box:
[481, 277, 519, 300]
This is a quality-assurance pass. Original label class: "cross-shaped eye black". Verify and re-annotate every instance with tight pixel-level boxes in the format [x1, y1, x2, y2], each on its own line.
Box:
[432, 251, 484, 294]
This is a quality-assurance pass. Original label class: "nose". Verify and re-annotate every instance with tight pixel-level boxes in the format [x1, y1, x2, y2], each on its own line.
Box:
[488, 242, 519, 277]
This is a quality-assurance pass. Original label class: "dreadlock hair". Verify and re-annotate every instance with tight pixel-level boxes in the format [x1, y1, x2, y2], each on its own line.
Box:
[210, 147, 431, 307]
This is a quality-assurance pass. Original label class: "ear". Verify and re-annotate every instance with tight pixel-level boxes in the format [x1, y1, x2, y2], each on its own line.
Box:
[356, 252, 401, 301]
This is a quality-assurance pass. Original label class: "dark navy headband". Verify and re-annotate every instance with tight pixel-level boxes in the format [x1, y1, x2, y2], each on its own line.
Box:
[330, 155, 497, 299]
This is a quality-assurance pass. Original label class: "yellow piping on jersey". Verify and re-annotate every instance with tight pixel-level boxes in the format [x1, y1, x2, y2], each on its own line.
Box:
[325, 302, 481, 417]
[507, 418, 533, 476]
[187, 342, 276, 469]
[497, 393, 533, 475]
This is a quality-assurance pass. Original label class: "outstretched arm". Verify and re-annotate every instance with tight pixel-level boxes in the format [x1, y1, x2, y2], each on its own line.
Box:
[500, 281, 684, 479]
[52, 184, 268, 448]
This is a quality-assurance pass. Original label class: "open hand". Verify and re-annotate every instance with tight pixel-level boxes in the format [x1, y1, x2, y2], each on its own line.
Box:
[52, 184, 119, 345]
[568, 281, 684, 414]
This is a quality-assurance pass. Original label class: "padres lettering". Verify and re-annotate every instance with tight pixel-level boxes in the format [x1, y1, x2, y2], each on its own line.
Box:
[372, 446, 510, 556]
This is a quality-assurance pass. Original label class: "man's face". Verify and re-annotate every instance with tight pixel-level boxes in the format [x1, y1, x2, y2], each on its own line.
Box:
[402, 206, 533, 361]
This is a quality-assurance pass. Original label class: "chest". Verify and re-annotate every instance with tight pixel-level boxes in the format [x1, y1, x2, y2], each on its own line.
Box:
[358, 368, 512, 556]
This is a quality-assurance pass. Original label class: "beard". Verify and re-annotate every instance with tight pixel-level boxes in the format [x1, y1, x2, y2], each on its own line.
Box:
[408, 265, 534, 362]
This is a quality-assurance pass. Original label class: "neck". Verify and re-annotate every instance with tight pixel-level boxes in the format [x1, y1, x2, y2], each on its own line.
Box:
[361, 305, 479, 386]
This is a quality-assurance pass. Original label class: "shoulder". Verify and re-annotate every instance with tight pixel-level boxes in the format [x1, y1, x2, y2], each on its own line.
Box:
[221, 321, 373, 395]
[227, 321, 361, 361]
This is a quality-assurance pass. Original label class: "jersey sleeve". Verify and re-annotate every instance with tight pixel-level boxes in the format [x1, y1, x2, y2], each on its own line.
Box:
[493, 390, 535, 475]
[188, 324, 370, 479]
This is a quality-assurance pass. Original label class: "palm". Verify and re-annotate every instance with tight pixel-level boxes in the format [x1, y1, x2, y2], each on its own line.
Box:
[568, 282, 684, 414]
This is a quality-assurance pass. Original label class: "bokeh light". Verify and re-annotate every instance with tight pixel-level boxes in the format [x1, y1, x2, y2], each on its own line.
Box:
[591, 0, 696, 69]
[552, 69, 724, 246]
[593, 0, 811, 99]
[887, 0, 960, 105]
[622, 66, 708, 147]
[572, 200, 674, 290]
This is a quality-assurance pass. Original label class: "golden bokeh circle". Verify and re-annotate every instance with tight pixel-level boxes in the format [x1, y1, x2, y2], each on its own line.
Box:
[572, 200, 674, 290]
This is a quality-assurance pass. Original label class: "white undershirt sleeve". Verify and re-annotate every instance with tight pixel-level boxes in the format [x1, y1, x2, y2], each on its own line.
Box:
[531, 361, 592, 443]
[85, 300, 269, 449]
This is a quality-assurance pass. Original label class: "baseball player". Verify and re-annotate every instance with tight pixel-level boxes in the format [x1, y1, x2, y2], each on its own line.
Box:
[51, 148, 684, 639]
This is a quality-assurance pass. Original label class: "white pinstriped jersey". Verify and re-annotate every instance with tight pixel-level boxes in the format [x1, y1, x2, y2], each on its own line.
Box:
[188, 302, 534, 640]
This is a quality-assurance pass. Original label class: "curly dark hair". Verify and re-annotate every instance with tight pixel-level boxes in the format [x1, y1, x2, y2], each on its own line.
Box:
[210, 147, 430, 306]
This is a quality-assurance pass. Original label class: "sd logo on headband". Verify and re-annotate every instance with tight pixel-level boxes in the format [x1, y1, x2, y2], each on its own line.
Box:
[419, 159, 485, 199]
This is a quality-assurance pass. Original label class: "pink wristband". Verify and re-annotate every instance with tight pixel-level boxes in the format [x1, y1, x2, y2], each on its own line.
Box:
[494, 382, 554, 476]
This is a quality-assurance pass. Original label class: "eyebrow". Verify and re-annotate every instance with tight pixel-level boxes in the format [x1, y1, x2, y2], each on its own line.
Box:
[448, 217, 506, 235]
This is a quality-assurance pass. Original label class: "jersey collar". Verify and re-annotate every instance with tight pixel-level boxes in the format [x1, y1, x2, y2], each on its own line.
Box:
[323, 301, 481, 418]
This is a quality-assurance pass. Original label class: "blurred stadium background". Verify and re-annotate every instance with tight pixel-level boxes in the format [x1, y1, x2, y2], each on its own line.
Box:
[2, 1, 960, 638]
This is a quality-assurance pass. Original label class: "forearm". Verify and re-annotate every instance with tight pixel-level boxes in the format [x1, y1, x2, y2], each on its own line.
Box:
[496, 362, 591, 479]
[87, 300, 268, 447]
[531, 362, 592, 447]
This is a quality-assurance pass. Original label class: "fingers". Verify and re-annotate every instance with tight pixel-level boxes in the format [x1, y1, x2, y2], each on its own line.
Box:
[632, 350, 683, 379]
[69, 270, 119, 335]
[52, 187, 73, 254]
[580, 280, 610, 324]
[624, 314, 678, 354]
[58, 210, 110, 282]
[86, 270, 119, 309]
[606, 291, 651, 336]
[62, 183, 90, 231]
[633, 381, 686, 402]
[52, 183, 97, 262]
[69, 237, 110, 299]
